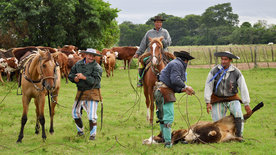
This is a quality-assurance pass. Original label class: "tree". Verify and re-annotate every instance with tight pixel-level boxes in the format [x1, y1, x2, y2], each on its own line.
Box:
[201, 3, 239, 27]
[0, 0, 119, 49]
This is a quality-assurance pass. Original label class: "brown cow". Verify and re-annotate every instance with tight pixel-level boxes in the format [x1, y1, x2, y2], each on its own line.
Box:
[103, 52, 117, 77]
[111, 46, 138, 70]
[59, 45, 78, 56]
[67, 53, 82, 73]
[52, 52, 69, 83]
[143, 102, 263, 145]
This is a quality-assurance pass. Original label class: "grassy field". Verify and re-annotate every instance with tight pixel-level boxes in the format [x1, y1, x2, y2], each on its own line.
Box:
[0, 61, 275, 154]
[169, 44, 276, 65]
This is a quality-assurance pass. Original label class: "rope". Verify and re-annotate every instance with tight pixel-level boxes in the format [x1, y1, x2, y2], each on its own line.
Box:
[0, 82, 17, 105]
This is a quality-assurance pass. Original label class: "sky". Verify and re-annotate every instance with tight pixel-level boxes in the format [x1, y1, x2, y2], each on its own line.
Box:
[103, 0, 276, 26]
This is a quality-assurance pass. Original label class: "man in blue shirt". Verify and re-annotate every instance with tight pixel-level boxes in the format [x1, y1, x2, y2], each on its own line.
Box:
[155, 51, 194, 148]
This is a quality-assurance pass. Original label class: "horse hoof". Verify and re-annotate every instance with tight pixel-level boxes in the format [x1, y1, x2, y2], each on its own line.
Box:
[49, 129, 54, 134]
[16, 139, 22, 143]
[35, 131, 39, 134]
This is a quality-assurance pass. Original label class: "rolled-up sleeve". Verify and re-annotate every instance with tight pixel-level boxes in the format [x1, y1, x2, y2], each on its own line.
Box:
[238, 74, 250, 106]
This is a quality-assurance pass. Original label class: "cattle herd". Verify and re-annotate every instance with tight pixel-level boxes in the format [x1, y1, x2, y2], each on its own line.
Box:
[0, 45, 139, 84]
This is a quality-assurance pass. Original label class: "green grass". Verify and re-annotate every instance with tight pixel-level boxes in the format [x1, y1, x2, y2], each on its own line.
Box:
[0, 62, 275, 154]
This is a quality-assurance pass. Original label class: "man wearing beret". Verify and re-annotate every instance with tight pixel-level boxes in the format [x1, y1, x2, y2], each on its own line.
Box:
[68, 48, 103, 140]
[204, 51, 252, 141]
[133, 15, 172, 87]
[155, 51, 194, 148]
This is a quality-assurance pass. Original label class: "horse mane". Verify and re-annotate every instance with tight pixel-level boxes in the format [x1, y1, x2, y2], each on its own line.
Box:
[149, 37, 163, 49]
[28, 49, 51, 73]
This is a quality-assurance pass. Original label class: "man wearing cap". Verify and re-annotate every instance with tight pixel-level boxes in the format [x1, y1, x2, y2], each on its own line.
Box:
[154, 51, 194, 148]
[68, 48, 103, 140]
[204, 51, 252, 140]
[133, 15, 172, 87]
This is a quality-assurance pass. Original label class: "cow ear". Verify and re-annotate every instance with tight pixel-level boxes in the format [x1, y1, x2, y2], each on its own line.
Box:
[159, 36, 164, 41]
[149, 37, 152, 42]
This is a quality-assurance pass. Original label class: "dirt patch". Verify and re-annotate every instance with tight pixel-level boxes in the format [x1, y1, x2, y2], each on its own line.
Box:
[189, 62, 276, 70]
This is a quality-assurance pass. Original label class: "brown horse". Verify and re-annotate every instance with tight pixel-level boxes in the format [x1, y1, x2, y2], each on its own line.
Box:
[143, 37, 166, 124]
[16, 49, 60, 143]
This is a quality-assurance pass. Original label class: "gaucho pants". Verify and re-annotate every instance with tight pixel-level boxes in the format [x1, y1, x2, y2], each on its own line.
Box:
[159, 102, 174, 144]
[211, 100, 244, 135]
[72, 100, 98, 136]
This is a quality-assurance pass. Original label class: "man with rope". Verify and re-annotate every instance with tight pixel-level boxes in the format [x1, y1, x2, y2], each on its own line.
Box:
[133, 15, 172, 87]
[68, 48, 103, 140]
[154, 51, 194, 148]
[204, 51, 252, 141]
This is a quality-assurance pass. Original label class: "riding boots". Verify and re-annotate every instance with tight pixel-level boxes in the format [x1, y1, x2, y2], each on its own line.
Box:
[234, 117, 242, 137]
[89, 120, 97, 140]
[75, 118, 84, 136]
[137, 68, 144, 87]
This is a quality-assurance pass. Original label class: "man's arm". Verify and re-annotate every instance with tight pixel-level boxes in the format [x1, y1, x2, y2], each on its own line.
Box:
[162, 30, 172, 49]
[237, 73, 252, 115]
[204, 72, 214, 114]
[135, 32, 149, 57]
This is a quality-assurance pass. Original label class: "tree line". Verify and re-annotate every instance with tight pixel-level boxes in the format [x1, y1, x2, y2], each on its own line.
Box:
[0, 0, 120, 50]
[119, 3, 276, 46]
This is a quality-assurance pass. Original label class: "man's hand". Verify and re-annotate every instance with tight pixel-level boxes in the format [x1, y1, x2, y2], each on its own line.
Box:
[206, 103, 212, 114]
[74, 76, 79, 83]
[133, 54, 139, 58]
[245, 105, 252, 115]
[75, 73, 86, 80]
[182, 86, 194, 95]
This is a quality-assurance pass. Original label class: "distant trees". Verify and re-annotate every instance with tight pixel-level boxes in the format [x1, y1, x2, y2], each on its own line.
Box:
[0, 0, 120, 49]
[119, 3, 276, 46]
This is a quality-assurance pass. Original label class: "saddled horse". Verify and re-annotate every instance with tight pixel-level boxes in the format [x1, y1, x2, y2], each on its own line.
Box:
[15, 49, 60, 143]
[142, 37, 167, 124]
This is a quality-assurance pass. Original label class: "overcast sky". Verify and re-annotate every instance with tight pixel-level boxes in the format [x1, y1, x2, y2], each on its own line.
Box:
[104, 0, 276, 26]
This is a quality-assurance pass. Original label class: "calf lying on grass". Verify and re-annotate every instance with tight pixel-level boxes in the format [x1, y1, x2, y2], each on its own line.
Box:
[143, 102, 263, 145]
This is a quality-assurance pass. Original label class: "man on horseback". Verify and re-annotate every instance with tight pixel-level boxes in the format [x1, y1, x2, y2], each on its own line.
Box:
[204, 51, 252, 141]
[133, 15, 172, 87]
[154, 51, 194, 148]
[68, 48, 103, 140]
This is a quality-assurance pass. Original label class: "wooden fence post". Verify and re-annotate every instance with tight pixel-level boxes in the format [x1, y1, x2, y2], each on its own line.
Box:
[271, 45, 274, 62]
[250, 46, 254, 62]
[208, 48, 212, 65]
[254, 46, 258, 68]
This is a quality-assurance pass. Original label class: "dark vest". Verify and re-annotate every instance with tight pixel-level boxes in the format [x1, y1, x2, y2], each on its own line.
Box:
[211, 66, 241, 97]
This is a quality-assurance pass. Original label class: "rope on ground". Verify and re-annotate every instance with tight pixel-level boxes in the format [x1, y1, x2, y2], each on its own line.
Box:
[104, 136, 127, 153]
[0, 82, 17, 105]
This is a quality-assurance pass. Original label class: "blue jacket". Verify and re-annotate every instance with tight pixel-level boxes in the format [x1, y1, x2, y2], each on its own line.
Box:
[159, 58, 187, 93]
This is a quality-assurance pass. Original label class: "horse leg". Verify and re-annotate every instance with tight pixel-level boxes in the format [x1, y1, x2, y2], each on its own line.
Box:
[49, 96, 57, 134]
[143, 85, 150, 122]
[38, 96, 47, 141]
[17, 95, 31, 143]
[0, 72, 4, 83]
[34, 98, 40, 134]
[149, 87, 155, 124]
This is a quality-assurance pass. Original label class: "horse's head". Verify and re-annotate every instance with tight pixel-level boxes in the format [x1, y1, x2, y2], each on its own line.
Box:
[37, 49, 57, 92]
[149, 37, 163, 66]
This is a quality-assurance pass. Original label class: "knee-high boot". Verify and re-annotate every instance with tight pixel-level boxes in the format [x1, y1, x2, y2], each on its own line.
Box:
[234, 117, 242, 137]
[74, 118, 84, 135]
[89, 120, 97, 140]
[137, 68, 144, 87]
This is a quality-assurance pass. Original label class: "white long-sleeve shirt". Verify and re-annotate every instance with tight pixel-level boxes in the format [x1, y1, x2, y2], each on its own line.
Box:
[204, 64, 250, 106]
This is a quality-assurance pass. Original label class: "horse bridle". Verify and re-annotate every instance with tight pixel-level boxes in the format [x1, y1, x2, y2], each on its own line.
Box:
[23, 55, 58, 92]
[150, 42, 163, 76]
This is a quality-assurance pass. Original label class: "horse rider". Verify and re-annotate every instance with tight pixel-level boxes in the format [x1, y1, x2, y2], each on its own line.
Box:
[68, 48, 103, 140]
[204, 51, 252, 140]
[154, 51, 194, 148]
[133, 15, 172, 87]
